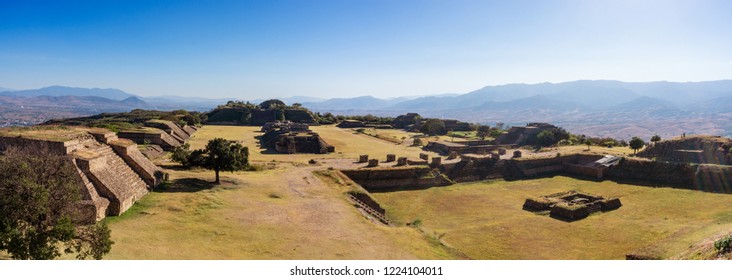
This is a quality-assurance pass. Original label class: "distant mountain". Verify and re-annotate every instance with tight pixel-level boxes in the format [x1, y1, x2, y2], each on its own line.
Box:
[303, 96, 395, 111]
[120, 96, 149, 107]
[0, 87, 14, 92]
[1, 85, 136, 100]
[300, 80, 732, 139]
[686, 95, 732, 113]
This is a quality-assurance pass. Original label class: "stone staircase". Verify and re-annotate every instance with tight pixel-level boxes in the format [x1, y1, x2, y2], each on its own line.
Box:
[76, 140, 149, 215]
[347, 194, 393, 226]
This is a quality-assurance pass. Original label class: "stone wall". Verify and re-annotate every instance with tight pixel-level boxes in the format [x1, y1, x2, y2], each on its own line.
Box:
[0, 136, 75, 155]
[1, 129, 159, 221]
[118, 130, 182, 151]
[607, 158, 696, 187]
[110, 140, 166, 187]
[145, 120, 190, 141]
[638, 136, 732, 165]
[74, 143, 149, 216]
[340, 167, 453, 192]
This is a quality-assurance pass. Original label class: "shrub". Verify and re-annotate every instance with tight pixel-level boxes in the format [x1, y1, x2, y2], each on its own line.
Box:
[714, 235, 732, 254]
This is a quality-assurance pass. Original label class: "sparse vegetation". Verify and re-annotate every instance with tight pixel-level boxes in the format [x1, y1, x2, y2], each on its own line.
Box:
[714, 234, 732, 254]
[629, 136, 645, 155]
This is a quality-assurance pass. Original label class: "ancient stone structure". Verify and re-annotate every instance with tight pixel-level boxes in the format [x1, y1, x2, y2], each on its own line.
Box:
[419, 153, 429, 160]
[513, 150, 522, 158]
[523, 191, 622, 221]
[407, 159, 429, 166]
[447, 151, 458, 160]
[396, 157, 408, 166]
[206, 107, 317, 126]
[359, 155, 369, 163]
[392, 113, 421, 129]
[337, 120, 366, 128]
[431, 156, 442, 167]
[117, 120, 197, 151]
[367, 159, 379, 167]
[425, 140, 509, 156]
[340, 167, 454, 192]
[260, 122, 334, 154]
[261, 121, 309, 132]
[495, 123, 558, 146]
[638, 135, 732, 165]
[0, 127, 165, 223]
[386, 154, 396, 162]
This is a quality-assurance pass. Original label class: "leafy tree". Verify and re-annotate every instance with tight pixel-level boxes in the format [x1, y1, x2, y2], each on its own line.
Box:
[536, 130, 556, 147]
[476, 125, 492, 140]
[629, 136, 645, 155]
[651, 135, 661, 144]
[0, 148, 113, 259]
[585, 139, 592, 150]
[201, 138, 249, 184]
[171, 143, 192, 167]
[420, 119, 447, 135]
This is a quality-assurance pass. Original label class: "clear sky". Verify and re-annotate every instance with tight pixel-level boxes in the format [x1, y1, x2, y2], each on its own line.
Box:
[1, 0, 731, 99]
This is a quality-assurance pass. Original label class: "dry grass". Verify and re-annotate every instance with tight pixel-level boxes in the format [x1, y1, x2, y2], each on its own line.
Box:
[105, 125, 457, 259]
[371, 176, 732, 259]
[186, 125, 438, 164]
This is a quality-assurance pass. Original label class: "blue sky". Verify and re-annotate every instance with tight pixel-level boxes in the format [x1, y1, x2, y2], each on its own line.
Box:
[1, 0, 731, 99]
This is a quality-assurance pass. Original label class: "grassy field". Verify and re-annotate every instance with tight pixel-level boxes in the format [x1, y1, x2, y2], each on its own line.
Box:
[104, 125, 731, 260]
[105, 125, 454, 259]
[371, 176, 732, 259]
[186, 125, 438, 163]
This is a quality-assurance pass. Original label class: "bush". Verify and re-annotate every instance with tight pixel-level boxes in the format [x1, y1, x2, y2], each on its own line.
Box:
[714, 235, 732, 254]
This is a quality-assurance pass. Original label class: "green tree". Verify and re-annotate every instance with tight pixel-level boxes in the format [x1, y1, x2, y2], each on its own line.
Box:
[629, 136, 645, 155]
[420, 119, 447, 135]
[585, 139, 592, 150]
[171, 143, 192, 167]
[476, 125, 492, 140]
[202, 138, 249, 184]
[651, 135, 661, 144]
[536, 130, 556, 147]
[0, 148, 113, 259]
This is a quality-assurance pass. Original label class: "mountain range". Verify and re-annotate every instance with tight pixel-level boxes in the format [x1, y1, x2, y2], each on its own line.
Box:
[2, 80, 732, 139]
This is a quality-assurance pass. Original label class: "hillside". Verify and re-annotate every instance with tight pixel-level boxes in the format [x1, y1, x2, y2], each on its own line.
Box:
[295, 80, 732, 140]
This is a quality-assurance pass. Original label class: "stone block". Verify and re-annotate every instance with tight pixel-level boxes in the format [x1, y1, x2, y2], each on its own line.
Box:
[367, 159, 379, 167]
[431, 157, 442, 167]
[419, 153, 429, 160]
[447, 151, 458, 160]
[396, 157, 408, 166]
[359, 155, 369, 163]
[386, 154, 396, 162]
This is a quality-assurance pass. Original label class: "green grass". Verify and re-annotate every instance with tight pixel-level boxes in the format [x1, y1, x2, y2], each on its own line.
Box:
[371, 176, 732, 259]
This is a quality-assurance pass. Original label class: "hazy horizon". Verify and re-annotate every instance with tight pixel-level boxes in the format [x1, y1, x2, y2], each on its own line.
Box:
[2, 0, 731, 99]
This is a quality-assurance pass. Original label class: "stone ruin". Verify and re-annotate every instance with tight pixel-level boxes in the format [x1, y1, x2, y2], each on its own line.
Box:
[118, 119, 198, 151]
[638, 135, 732, 165]
[367, 159, 379, 167]
[358, 155, 369, 163]
[0, 127, 166, 224]
[523, 190, 621, 221]
[260, 122, 334, 154]
[396, 157, 408, 166]
[386, 154, 396, 162]
[425, 140, 512, 156]
[495, 123, 558, 146]
[447, 151, 458, 160]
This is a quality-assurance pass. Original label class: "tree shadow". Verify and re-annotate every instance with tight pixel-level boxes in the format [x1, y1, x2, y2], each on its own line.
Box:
[155, 178, 216, 193]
